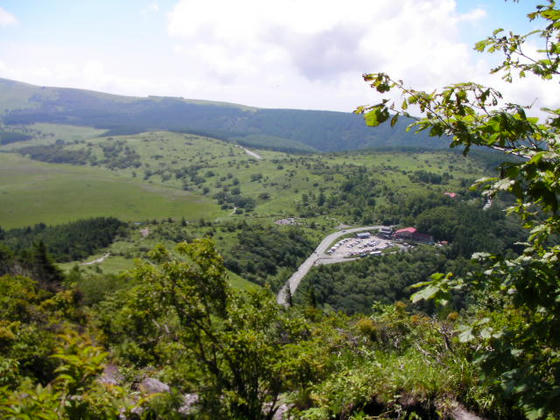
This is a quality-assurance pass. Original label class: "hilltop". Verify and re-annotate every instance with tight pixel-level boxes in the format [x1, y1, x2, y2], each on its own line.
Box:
[0, 77, 448, 153]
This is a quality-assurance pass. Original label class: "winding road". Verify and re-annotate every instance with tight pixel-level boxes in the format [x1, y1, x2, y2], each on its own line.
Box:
[277, 226, 386, 305]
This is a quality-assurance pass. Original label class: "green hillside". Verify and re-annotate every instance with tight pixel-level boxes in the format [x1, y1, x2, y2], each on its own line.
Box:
[0, 77, 449, 153]
[0, 127, 489, 230]
[0, 153, 221, 228]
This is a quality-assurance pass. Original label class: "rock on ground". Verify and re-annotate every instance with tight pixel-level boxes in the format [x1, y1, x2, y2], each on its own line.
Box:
[139, 377, 170, 394]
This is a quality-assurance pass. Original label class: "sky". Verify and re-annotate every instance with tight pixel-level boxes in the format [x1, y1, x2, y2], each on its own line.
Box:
[0, 0, 556, 114]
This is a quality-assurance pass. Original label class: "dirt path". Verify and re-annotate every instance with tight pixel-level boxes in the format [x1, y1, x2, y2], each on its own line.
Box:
[81, 253, 110, 266]
[243, 147, 263, 160]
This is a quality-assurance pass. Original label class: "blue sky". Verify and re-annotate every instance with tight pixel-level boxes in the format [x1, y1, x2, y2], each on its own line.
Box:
[0, 1, 554, 112]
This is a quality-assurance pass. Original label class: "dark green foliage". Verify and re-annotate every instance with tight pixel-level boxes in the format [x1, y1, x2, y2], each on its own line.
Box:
[17, 143, 92, 165]
[0, 238, 525, 419]
[97, 240, 320, 419]
[297, 247, 475, 314]
[16, 138, 140, 169]
[98, 139, 141, 169]
[0, 129, 32, 145]
[75, 271, 131, 306]
[415, 202, 525, 258]
[0, 240, 64, 289]
[296, 165, 380, 222]
[408, 169, 444, 184]
[174, 164, 204, 184]
[359, 2, 560, 416]
[95, 284, 163, 366]
[30, 241, 64, 289]
[0, 275, 85, 385]
[2, 217, 127, 262]
[222, 224, 314, 290]
[213, 190, 256, 211]
[0, 244, 14, 276]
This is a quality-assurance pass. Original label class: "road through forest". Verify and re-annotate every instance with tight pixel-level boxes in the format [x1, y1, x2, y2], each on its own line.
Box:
[276, 226, 385, 305]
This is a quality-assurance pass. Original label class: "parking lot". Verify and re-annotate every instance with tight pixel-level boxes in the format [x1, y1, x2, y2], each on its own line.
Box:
[325, 233, 402, 259]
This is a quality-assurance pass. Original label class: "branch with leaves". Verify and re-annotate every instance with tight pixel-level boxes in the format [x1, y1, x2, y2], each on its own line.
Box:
[356, 1, 560, 417]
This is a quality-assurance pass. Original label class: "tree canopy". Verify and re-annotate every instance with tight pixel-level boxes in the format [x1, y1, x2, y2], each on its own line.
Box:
[357, 1, 560, 417]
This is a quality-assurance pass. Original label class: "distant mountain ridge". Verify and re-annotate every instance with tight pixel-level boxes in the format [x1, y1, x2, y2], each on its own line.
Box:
[0, 77, 448, 153]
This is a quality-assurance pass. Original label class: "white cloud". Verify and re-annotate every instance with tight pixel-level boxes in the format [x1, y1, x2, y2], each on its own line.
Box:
[163, 0, 559, 115]
[456, 8, 486, 22]
[0, 7, 17, 26]
[164, 0, 493, 108]
[141, 2, 160, 15]
[0, 0, 556, 117]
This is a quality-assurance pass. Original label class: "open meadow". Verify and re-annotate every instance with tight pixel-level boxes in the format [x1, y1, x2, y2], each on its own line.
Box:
[1, 126, 490, 229]
[0, 153, 221, 228]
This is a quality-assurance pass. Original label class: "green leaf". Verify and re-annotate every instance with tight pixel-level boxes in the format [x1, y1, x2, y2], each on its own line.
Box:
[524, 406, 544, 420]
[458, 327, 475, 343]
[364, 107, 390, 127]
[480, 327, 492, 339]
[411, 284, 439, 303]
[474, 40, 487, 52]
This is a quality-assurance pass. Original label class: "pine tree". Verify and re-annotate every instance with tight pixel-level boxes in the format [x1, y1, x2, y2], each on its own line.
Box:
[31, 240, 63, 289]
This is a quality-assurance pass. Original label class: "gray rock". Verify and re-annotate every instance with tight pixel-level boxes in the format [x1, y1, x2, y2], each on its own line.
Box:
[178, 393, 199, 415]
[263, 402, 293, 419]
[140, 377, 170, 394]
[451, 403, 486, 420]
[273, 403, 292, 420]
[99, 364, 123, 386]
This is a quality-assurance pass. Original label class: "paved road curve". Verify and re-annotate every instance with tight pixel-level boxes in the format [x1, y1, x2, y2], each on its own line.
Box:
[277, 225, 385, 305]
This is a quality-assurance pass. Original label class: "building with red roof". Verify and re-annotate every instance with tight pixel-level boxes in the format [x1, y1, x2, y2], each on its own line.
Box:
[394, 227, 417, 239]
[394, 227, 434, 243]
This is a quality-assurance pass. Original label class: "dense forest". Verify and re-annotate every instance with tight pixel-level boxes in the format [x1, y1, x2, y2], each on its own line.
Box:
[0, 129, 31, 145]
[297, 247, 473, 314]
[0, 217, 126, 262]
[0, 241, 498, 419]
[221, 222, 315, 289]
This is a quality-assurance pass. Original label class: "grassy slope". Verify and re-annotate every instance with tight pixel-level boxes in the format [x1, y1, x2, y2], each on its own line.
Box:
[0, 78, 47, 113]
[0, 153, 221, 229]
[0, 123, 107, 152]
[1, 126, 487, 229]
[0, 77, 254, 112]
[88, 132, 481, 206]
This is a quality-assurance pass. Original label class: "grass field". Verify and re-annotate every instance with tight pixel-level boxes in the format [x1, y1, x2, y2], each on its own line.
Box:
[0, 153, 222, 228]
[58, 247, 258, 292]
[0, 126, 491, 229]
[72, 131, 487, 214]
[1, 123, 107, 150]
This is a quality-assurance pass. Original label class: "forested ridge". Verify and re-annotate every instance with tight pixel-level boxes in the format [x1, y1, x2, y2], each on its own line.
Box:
[0, 77, 447, 153]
